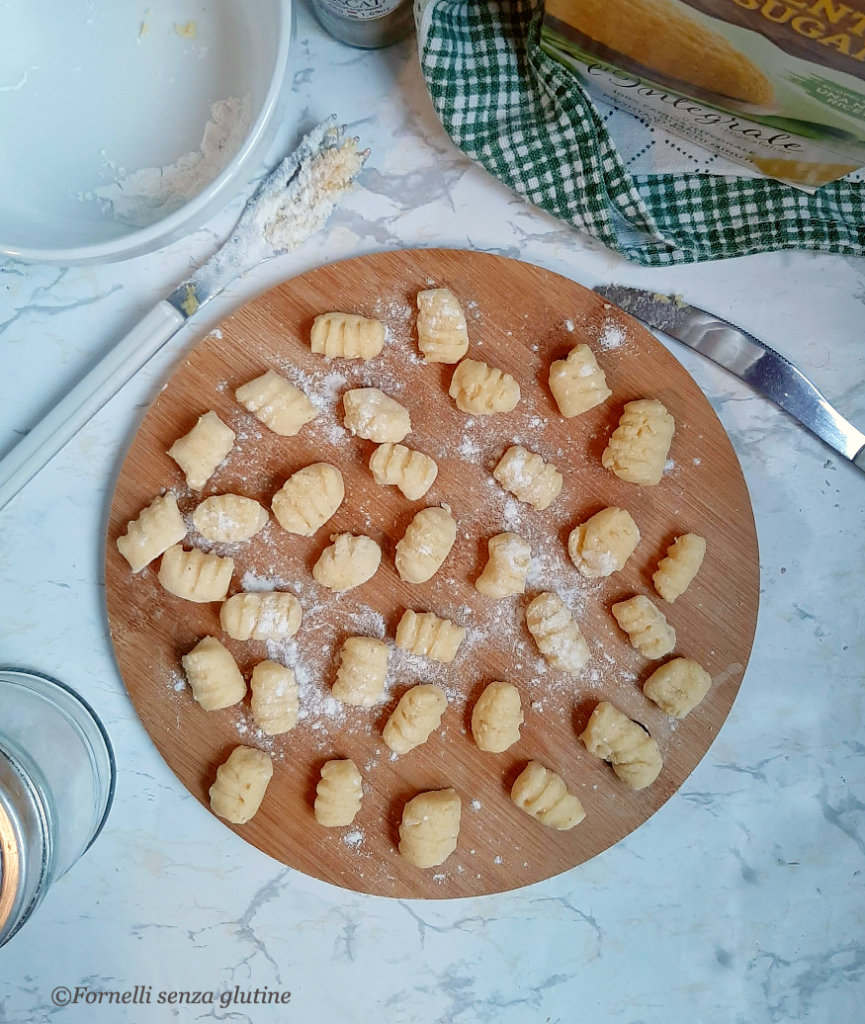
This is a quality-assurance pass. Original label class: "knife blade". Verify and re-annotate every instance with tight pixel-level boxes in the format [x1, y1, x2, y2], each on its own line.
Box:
[594, 285, 865, 473]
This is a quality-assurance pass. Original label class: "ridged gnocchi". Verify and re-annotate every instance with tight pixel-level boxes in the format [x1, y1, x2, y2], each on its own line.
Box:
[399, 788, 461, 867]
[580, 701, 663, 790]
[383, 684, 447, 754]
[369, 443, 438, 500]
[250, 660, 299, 735]
[117, 493, 187, 572]
[310, 311, 385, 360]
[181, 636, 246, 711]
[611, 595, 676, 660]
[471, 681, 523, 753]
[168, 411, 235, 490]
[314, 759, 363, 827]
[192, 494, 269, 543]
[209, 746, 273, 825]
[395, 609, 466, 663]
[158, 545, 233, 603]
[493, 445, 563, 511]
[511, 761, 586, 829]
[653, 534, 706, 603]
[332, 637, 389, 707]
[343, 387, 411, 442]
[235, 370, 318, 437]
[449, 358, 520, 415]
[475, 532, 531, 598]
[272, 463, 345, 536]
[313, 533, 381, 592]
[567, 506, 640, 578]
[549, 344, 611, 418]
[416, 288, 469, 364]
[602, 399, 675, 486]
[643, 658, 712, 719]
[526, 592, 590, 673]
[219, 591, 303, 641]
[395, 506, 457, 583]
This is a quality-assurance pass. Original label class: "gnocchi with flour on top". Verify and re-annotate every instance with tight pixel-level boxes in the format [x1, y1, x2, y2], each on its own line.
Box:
[314, 759, 363, 827]
[568, 506, 640, 578]
[272, 463, 344, 536]
[369, 443, 438, 500]
[526, 592, 590, 673]
[343, 388, 411, 443]
[250, 661, 299, 735]
[395, 506, 457, 583]
[192, 494, 268, 543]
[395, 610, 466, 663]
[383, 684, 447, 754]
[493, 446, 563, 511]
[235, 370, 318, 437]
[416, 288, 469, 364]
[219, 591, 302, 642]
[332, 637, 389, 707]
[117, 493, 187, 573]
[168, 411, 235, 490]
[471, 682, 523, 753]
[475, 533, 531, 598]
[313, 533, 381, 592]
[449, 358, 520, 415]
[549, 344, 611, 418]
[399, 789, 461, 868]
[181, 636, 246, 711]
[310, 312, 385, 360]
[209, 746, 273, 825]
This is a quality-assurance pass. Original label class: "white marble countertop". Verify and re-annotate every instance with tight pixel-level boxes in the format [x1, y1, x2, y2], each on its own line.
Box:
[1, 4, 864, 1021]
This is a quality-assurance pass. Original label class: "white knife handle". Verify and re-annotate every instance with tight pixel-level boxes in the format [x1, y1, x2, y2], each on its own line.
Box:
[0, 300, 186, 513]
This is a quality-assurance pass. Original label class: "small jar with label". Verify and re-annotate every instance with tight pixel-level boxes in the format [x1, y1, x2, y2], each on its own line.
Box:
[310, 0, 414, 49]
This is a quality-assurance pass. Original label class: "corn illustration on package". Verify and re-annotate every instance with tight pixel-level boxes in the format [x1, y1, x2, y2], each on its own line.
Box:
[542, 0, 865, 188]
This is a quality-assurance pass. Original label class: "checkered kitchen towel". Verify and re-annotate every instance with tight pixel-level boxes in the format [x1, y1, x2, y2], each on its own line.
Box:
[415, 0, 865, 266]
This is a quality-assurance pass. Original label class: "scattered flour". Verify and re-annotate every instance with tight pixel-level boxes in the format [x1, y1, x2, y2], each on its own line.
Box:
[599, 320, 626, 351]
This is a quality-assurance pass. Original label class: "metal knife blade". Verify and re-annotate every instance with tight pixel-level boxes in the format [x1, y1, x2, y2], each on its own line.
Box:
[595, 285, 865, 473]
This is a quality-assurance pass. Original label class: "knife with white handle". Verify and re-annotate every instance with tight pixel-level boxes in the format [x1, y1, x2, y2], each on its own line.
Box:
[594, 285, 865, 473]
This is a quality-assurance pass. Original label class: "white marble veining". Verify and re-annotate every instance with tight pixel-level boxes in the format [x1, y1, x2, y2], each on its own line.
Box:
[1, 3, 864, 1021]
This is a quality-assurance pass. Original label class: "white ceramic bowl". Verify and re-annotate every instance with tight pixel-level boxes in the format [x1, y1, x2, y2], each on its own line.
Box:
[0, 0, 293, 265]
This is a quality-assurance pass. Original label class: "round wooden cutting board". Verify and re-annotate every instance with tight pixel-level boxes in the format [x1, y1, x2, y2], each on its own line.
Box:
[105, 249, 759, 899]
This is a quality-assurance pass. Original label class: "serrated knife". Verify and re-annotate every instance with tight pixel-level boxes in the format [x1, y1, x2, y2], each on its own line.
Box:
[594, 285, 865, 474]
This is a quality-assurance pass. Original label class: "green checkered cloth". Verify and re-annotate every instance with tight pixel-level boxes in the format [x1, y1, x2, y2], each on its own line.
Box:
[416, 0, 865, 266]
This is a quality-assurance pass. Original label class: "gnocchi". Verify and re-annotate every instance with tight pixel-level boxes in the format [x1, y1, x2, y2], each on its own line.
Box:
[117, 493, 187, 573]
[192, 494, 269, 543]
[416, 288, 469, 364]
[272, 463, 345, 536]
[369, 443, 438, 500]
[611, 595, 676, 659]
[474, 532, 531, 598]
[643, 658, 711, 719]
[493, 446, 563, 511]
[383, 684, 447, 754]
[549, 343, 611, 418]
[314, 759, 363, 827]
[471, 681, 523, 753]
[580, 701, 663, 790]
[398, 788, 461, 868]
[449, 358, 520, 415]
[332, 637, 389, 707]
[181, 636, 246, 711]
[167, 411, 235, 490]
[250, 660, 299, 735]
[313, 533, 381, 592]
[219, 591, 302, 641]
[395, 609, 466, 663]
[525, 592, 590, 674]
[567, 506, 640, 578]
[653, 533, 706, 603]
[511, 761, 586, 830]
[343, 388, 411, 443]
[158, 545, 233, 603]
[235, 370, 318, 437]
[394, 506, 457, 583]
[209, 746, 273, 825]
[602, 399, 675, 486]
[310, 311, 385, 361]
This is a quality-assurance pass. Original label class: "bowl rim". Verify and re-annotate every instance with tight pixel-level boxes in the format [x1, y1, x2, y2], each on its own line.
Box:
[1, 0, 293, 265]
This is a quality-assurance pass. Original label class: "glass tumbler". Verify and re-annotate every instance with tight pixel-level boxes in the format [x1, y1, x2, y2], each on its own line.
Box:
[0, 668, 115, 947]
